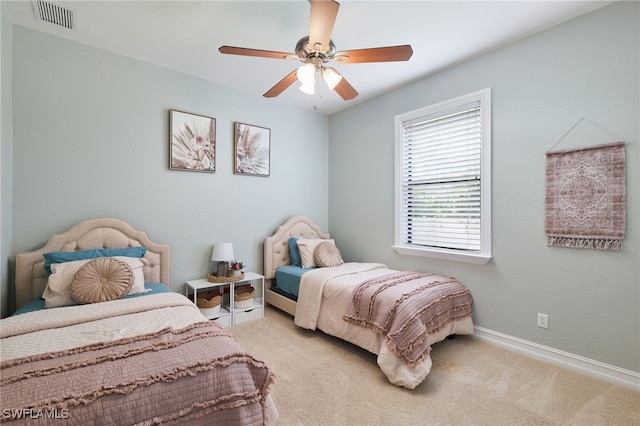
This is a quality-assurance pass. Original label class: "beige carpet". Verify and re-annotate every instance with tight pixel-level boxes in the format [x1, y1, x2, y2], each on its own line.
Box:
[230, 307, 639, 426]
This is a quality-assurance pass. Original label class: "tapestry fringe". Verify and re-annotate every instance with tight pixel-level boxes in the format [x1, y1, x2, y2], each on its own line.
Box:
[546, 236, 622, 251]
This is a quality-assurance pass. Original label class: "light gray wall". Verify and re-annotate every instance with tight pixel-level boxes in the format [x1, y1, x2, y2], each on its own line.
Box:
[328, 1, 639, 373]
[1, 2, 13, 318]
[6, 25, 328, 316]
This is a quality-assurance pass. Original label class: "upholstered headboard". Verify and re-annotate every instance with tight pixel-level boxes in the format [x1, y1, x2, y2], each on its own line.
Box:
[263, 215, 330, 280]
[14, 218, 171, 310]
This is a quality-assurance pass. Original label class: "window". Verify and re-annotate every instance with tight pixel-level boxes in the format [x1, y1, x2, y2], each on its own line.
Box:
[394, 88, 492, 264]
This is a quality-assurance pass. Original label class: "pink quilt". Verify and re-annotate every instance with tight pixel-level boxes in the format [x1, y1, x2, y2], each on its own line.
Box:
[1, 294, 276, 425]
[343, 271, 473, 368]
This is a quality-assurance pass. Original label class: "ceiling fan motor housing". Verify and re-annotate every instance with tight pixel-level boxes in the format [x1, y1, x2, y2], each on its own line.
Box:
[295, 36, 336, 63]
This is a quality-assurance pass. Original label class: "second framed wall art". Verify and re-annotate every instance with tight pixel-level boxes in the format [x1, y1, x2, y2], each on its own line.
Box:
[234, 122, 271, 177]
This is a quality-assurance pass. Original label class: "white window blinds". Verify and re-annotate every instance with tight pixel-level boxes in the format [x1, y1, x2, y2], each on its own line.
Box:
[400, 102, 482, 252]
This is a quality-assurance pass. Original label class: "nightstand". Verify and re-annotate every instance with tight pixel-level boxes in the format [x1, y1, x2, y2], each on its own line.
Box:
[185, 272, 264, 326]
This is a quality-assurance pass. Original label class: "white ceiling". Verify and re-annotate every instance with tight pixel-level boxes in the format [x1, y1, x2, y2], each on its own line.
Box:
[5, 0, 613, 115]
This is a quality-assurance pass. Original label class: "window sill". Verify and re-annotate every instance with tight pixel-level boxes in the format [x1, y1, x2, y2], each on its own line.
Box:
[392, 245, 492, 265]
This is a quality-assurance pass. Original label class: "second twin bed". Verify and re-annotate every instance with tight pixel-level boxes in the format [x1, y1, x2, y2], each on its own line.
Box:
[263, 216, 474, 389]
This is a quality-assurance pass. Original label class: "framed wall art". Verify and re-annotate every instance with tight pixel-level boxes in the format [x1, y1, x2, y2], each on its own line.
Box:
[169, 109, 216, 172]
[234, 122, 271, 177]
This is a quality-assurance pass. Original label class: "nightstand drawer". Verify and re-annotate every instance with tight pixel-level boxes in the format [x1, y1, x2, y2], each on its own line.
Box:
[234, 307, 263, 325]
[212, 314, 231, 327]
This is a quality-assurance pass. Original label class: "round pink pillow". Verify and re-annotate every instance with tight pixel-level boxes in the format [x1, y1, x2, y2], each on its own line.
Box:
[71, 257, 134, 304]
[313, 241, 344, 268]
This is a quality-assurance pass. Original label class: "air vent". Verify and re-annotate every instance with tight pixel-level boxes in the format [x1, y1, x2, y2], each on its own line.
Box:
[32, 0, 76, 30]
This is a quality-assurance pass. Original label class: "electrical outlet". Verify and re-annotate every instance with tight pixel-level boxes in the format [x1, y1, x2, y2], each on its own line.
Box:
[537, 313, 548, 329]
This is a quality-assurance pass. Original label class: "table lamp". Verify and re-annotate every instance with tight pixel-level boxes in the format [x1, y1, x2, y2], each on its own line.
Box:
[211, 242, 234, 277]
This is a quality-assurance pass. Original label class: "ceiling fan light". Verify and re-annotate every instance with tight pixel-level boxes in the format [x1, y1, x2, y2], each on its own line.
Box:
[296, 63, 316, 84]
[299, 81, 315, 95]
[322, 67, 342, 90]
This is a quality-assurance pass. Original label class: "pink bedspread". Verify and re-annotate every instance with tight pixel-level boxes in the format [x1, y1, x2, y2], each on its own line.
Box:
[1, 322, 274, 425]
[343, 271, 473, 368]
[1, 294, 276, 425]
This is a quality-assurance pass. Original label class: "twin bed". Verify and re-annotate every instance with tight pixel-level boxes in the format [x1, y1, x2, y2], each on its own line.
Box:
[264, 216, 474, 389]
[1, 218, 277, 425]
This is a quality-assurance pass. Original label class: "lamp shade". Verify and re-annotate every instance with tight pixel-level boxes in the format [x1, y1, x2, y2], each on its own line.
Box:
[211, 242, 234, 261]
[296, 63, 316, 84]
[299, 81, 315, 95]
[322, 67, 342, 90]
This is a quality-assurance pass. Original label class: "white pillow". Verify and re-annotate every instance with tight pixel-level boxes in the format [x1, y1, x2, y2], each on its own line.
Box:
[42, 256, 149, 308]
[297, 238, 336, 268]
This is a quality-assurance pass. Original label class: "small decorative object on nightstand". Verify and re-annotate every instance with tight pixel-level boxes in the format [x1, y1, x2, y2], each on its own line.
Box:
[230, 261, 244, 276]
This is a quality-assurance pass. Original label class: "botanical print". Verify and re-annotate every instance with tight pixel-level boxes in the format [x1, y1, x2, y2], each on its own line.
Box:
[234, 122, 270, 176]
[170, 110, 216, 172]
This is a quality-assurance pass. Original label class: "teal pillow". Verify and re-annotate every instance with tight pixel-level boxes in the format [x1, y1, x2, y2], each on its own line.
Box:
[43, 246, 147, 275]
[288, 237, 301, 267]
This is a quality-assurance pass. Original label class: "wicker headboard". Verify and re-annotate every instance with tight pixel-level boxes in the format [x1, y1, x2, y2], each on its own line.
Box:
[14, 218, 171, 310]
[263, 216, 330, 280]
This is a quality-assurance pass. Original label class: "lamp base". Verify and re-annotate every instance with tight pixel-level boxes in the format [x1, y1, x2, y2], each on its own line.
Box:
[216, 261, 229, 278]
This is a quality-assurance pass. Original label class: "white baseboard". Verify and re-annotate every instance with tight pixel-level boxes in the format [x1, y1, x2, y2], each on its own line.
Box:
[473, 326, 640, 391]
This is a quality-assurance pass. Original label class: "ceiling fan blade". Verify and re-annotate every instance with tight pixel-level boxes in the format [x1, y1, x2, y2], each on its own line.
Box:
[328, 68, 358, 100]
[309, 0, 339, 53]
[219, 46, 293, 60]
[334, 45, 413, 63]
[263, 69, 299, 98]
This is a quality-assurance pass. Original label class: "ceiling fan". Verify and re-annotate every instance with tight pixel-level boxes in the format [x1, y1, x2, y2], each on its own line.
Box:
[218, 0, 413, 101]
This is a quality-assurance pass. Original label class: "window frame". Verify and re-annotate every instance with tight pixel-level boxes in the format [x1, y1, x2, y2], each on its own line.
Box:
[393, 88, 492, 265]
